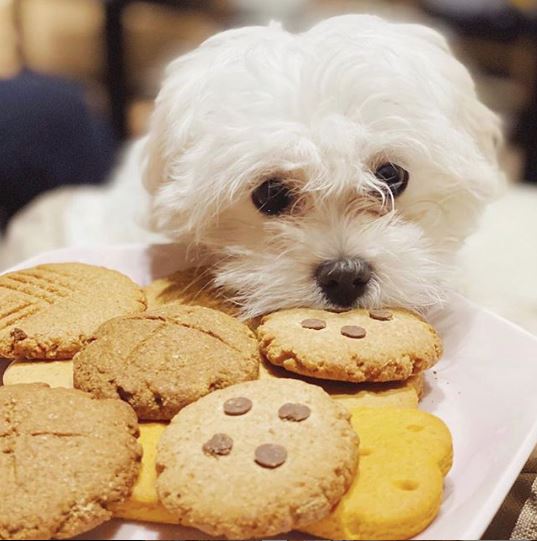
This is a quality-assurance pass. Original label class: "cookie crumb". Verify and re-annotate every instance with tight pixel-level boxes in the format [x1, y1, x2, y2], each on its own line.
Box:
[10, 328, 27, 341]
[203, 433, 233, 456]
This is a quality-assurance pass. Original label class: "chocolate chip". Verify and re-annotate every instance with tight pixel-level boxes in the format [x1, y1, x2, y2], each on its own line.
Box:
[278, 403, 311, 422]
[254, 443, 287, 468]
[10, 328, 27, 341]
[300, 318, 326, 330]
[369, 309, 393, 321]
[223, 397, 252, 416]
[340, 325, 366, 339]
[203, 433, 233, 456]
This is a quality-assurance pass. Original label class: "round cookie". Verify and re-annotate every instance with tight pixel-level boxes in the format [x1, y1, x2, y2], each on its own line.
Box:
[0, 262, 146, 360]
[257, 308, 442, 383]
[259, 358, 424, 410]
[73, 304, 260, 420]
[0, 384, 142, 540]
[144, 266, 239, 316]
[156, 378, 359, 539]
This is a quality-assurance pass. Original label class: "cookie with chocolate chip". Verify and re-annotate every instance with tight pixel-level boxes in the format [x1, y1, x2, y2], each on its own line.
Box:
[73, 304, 260, 421]
[257, 308, 442, 383]
[156, 378, 358, 539]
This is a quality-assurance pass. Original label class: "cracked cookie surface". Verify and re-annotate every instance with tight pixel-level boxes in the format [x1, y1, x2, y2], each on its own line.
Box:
[0, 383, 141, 540]
[0, 263, 146, 360]
[156, 378, 359, 539]
[73, 305, 260, 421]
[257, 308, 442, 383]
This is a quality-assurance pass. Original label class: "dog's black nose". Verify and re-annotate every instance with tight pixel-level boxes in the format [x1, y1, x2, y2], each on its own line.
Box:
[315, 258, 372, 308]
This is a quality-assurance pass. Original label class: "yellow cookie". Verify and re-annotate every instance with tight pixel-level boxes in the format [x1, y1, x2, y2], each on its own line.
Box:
[3, 359, 73, 388]
[259, 358, 423, 410]
[302, 408, 453, 540]
[113, 423, 177, 524]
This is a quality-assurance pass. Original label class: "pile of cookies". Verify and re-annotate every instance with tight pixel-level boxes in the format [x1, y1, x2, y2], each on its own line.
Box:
[0, 262, 452, 540]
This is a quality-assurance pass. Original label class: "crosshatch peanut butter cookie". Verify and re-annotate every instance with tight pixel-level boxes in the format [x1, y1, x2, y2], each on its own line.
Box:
[144, 266, 239, 316]
[0, 262, 146, 360]
[0, 384, 142, 540]
[156, 378, 359, 539]
[257, 308, 442, 383]
[74, 304, 260, 421]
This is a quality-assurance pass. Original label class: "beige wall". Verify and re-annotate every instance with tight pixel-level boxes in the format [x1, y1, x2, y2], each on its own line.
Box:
[10, 0, 220, 91]
[0, 0, 19, 77]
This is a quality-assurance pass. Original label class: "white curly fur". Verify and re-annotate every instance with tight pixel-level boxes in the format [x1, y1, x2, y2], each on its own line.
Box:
[138, 14, 504, 317]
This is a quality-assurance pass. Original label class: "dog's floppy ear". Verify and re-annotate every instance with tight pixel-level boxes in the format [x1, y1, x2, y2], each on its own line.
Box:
[142, 47, 211, 196]
[450, 58, 505, 201]
[399, 21, 451, 53]
[403, 22, 502, 153]
[458, 88, 503, 167]
[141, 24, 290, 238]
[142, 23, 289, 197]
[400, 21, 504, 199]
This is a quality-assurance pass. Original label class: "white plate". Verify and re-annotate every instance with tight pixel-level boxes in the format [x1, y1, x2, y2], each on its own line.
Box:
[3, 244, 537, 541]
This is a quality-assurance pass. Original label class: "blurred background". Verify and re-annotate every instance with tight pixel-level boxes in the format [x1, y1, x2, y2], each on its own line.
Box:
[1, 0, 536, 253]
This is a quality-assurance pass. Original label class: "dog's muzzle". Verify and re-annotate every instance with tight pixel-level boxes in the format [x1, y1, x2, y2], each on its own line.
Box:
[315, 257, 372, 308]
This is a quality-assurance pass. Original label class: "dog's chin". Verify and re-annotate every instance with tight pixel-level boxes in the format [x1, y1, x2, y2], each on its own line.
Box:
[210, 252, 450, 319]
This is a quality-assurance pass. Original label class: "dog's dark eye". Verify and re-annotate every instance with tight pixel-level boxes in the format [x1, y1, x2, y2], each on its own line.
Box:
[251, 178, 294, 215]
[374, 163, 409, 197]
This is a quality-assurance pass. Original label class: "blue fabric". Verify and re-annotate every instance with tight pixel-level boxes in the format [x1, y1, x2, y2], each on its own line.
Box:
[0, 70, 117, 228]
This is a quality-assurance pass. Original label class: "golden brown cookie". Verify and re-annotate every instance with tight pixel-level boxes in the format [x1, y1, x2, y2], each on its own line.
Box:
[259, 358, 424, 409]
[156, 378, 359, 539]
[144, 266, 239, 316]
[73, 304, 260, 421]
[0, 263, 146, 360]
[257, 308, 442, 383]
[0, 384, 142, 540]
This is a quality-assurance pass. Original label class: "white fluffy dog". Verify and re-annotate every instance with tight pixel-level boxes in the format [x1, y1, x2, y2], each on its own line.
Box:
[1, 15, 505, 319]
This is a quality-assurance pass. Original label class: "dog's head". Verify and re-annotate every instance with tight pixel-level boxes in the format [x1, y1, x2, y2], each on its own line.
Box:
[142, 14, 504, 317]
